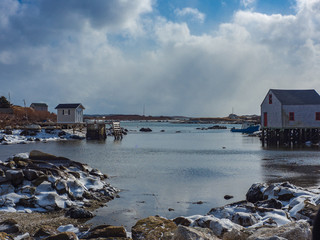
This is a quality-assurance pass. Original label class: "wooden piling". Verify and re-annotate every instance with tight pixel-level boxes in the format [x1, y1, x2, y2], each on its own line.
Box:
[261, 127, 320, 147]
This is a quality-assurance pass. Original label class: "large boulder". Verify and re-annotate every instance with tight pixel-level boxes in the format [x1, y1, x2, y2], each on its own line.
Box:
[246, 183, 267, 203]
[5, 170, 24, 186]
[194, 215, 243, 238]
[29, 150, 69, 161]
[83, 225, 127, 239]
[132, 216, 177, 240]
[65, 207, 94, 219]
[173, 225, 219, 240]
[247, 220, 311, 240]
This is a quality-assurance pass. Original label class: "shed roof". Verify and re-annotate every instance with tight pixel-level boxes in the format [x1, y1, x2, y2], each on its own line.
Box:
[55, 103, 85, 109]
[270, 89, 320, 105]
[30, 103, 48, 107]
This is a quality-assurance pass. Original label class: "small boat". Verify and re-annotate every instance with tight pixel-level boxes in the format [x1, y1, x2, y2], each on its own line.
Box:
[231, 123, 260, 134]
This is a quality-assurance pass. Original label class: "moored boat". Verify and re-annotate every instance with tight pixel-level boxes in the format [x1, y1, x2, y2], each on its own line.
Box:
[231, 123, 260, 134]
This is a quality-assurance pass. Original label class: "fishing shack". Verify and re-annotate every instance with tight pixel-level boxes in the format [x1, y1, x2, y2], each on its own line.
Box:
[261, 89, 320, 146]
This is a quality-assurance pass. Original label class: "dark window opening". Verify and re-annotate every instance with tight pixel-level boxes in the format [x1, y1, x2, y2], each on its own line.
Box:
[289, 112, 294, 121]
[269, 94, 272, 104]
[316, 112, 320, 121]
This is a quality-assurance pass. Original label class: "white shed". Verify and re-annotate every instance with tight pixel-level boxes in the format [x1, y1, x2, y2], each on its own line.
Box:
[261, 89, 320, 129]
[55, 103, 85, 123]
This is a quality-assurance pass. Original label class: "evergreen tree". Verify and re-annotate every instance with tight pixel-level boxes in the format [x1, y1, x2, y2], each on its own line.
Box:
[0, 96, 11, 108]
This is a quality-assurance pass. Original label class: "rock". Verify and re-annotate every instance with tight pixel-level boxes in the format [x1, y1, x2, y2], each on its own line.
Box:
[65, 207, 94, 219]
[17, 196, 37, 208]
[36, 192, 66, 210]
[139, 128, 152, 132]
[29, 150, 69, 161]
[32, 175, 49, 186]
[5, 169, 24, 186]
[232, 212, 258, 227]
[42, 232, 78, 240]
[0, 219, 19, 234]
[246, 183, 267, 203]
[132, 216, 177, 240]
[0, 232, 14, 240]
[193, 201, 204, 204]
[224, 195, 234, 200]
[247, 220, 312, 240]
[173, 217, 192, 226]
[4, 126, 12, 135]
[84, 225, 127, 239]
[256, 198, 283, 209]
[23, 169, 40, 181]
[33, 225, 59, 238]
[173, 225, 219, 240]
[222, 228, 250, 240]
[194, 215, 243, 238]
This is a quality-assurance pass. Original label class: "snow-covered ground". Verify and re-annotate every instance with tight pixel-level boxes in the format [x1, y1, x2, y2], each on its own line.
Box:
[0, 128, 85, 145]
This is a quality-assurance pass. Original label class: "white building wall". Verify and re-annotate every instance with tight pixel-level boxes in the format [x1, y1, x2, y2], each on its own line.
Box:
[261, 90, 282, 128]
[57, 109, 76, 123]
[282, 105, 320, 128]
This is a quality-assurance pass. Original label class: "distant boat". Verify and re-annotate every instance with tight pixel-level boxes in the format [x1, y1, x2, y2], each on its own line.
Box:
[231, 123, 260, 134]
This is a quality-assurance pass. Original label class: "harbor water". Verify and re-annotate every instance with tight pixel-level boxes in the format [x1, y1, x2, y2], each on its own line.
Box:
[1, 121, 320, 228]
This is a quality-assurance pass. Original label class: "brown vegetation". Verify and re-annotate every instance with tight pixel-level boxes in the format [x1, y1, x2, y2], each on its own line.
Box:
[0, 106, 56, 129]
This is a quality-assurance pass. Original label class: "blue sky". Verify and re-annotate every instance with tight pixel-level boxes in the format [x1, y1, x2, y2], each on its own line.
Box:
[1, 0, 320, 116]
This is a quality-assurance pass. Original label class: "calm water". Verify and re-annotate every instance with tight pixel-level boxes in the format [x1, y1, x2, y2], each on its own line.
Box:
[1, 121, 320, 228]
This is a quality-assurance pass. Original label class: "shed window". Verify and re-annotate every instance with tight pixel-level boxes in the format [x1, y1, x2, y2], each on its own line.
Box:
[289, 112, 294, 121]
[63, 109, 70, 115]
[269, 94, 272, 104]
[316, 112, 320, 121]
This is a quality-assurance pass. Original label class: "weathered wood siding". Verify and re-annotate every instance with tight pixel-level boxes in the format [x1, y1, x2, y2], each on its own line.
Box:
[282, 105, 320, 128]
[57, 107, 83, 123]
[261, 90, 282, 128]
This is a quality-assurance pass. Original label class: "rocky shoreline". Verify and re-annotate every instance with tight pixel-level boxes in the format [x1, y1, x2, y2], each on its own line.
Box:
[0, 126, 85, 145]
[0, 151, 318, 239]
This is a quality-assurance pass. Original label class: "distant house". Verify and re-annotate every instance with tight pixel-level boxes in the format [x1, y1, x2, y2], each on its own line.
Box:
[30, 103, 48, 112]
[261, 89, 320, 129]
[55, 103, 85, 123]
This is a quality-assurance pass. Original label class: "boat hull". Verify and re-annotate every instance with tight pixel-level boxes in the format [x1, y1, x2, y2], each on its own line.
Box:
[231, 125, 260, 134]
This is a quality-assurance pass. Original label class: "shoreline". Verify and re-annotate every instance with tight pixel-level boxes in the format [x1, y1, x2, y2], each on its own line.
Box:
[0, 127, 86, 145]
[0, 150, 317, 239]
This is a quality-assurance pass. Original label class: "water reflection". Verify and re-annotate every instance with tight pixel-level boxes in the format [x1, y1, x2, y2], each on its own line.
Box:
[260, 146, 320, 187]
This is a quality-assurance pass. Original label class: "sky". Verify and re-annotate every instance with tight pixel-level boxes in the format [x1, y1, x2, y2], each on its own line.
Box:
[1, 0, 320, 117]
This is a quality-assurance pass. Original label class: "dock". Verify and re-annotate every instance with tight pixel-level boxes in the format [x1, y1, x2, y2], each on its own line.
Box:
[261, 128, 320, 147]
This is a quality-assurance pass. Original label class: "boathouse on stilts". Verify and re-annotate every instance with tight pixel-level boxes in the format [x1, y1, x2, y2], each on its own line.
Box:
[261, 89, 320, 147]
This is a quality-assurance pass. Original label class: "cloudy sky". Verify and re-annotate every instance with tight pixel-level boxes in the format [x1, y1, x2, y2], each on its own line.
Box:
[1, 0, 320, 117]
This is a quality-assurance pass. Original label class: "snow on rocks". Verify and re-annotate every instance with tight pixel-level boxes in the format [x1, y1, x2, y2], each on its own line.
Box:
[0, 150, 118, 214]
[0, 127, 85, 145]
[171, 182, 318, 239]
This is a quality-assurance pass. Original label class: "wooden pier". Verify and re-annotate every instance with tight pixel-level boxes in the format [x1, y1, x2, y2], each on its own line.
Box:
[261, 128, 320, 147]
[111, 121, 123, 140]
[86, 120, 106, 140]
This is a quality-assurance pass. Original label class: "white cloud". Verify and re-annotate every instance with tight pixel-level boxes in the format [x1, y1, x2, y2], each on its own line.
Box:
[241, 0, 256, 9]
[174, 7, 205, 23]
[1, 0, 320, 116]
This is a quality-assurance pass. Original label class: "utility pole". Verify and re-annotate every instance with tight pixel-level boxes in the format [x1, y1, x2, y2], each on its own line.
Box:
[23, 99, 28, 121]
